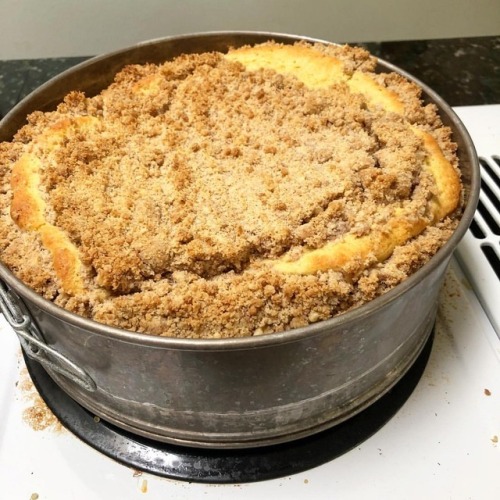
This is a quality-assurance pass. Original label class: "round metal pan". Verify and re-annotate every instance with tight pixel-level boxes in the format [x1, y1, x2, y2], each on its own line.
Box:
[0, 32, 480, 448]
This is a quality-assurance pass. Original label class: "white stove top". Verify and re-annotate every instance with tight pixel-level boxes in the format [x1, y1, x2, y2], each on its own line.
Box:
[1, 105, 499, 500]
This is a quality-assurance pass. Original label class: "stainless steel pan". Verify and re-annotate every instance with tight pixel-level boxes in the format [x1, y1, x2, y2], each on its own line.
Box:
[0, 32, 480, 449]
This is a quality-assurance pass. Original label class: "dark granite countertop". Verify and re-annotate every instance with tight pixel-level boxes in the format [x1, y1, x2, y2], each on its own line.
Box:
[0, 36, 499, 120]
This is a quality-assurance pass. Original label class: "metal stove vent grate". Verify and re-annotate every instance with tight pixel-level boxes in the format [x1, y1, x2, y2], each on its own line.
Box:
[456, 152, 500, 339]
[453, 105, 500, 339]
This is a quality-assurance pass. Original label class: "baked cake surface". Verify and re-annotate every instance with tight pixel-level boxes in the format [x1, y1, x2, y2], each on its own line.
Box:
[0, 41, 462, 338]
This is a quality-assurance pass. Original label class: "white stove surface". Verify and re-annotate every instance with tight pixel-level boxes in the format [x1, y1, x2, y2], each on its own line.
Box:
[1, 105, 500, 499]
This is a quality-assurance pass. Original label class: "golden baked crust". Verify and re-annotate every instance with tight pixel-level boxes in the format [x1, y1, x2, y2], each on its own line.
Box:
[0, 41, 462, 338]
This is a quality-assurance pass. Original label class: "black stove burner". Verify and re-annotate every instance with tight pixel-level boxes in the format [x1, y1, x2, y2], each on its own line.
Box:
[24, 332, 433, 484]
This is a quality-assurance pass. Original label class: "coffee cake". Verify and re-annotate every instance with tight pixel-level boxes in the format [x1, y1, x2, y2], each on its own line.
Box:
[0, 41, 462, 338]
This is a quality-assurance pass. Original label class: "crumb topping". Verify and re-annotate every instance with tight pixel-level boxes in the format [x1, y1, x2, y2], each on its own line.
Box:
[0, 41, 462, 338]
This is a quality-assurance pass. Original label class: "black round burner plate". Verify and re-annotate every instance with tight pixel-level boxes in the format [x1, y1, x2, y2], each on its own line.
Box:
[24, 332, 433, 484]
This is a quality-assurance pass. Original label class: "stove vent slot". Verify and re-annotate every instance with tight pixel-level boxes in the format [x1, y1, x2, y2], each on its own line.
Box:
[469, 218, 486, 239]
[476, 198, 500, 236]
[481, 243, 500, 280]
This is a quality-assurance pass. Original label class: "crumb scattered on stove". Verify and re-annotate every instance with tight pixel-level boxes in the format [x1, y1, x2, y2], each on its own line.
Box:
[484, 388, 492, 396]
[491, 435, 498, 445]
[18, 366, 63, 433]
[139, 478, 148, 493]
